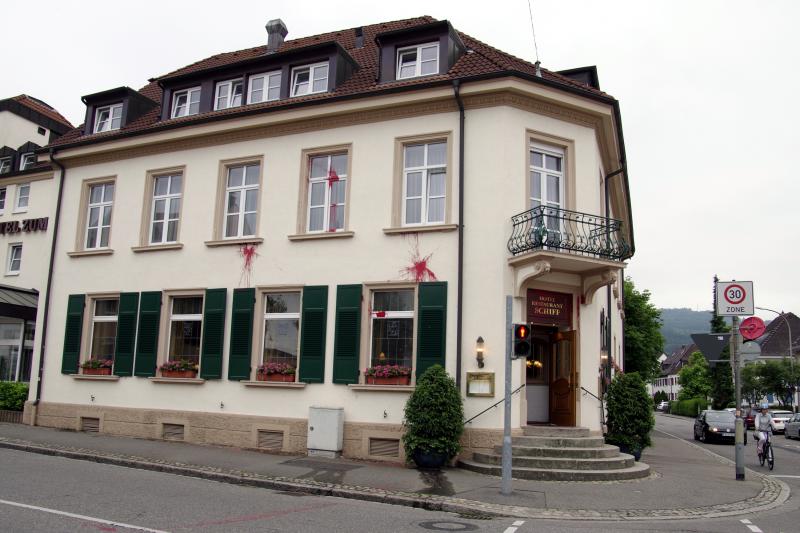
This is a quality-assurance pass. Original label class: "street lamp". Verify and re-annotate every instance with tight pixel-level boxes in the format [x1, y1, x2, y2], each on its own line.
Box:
[756, 306, 795, 412]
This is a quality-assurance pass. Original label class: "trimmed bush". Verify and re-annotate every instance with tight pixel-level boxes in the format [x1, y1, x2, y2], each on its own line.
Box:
[605, 372, 655, 453]
[669, 397, 706, 417]
[402, 365, 464, 461]
[0, 382, 29, 411]
[653, 390, 669, 408]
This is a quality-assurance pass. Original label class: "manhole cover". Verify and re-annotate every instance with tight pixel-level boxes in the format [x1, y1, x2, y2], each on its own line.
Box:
[418, 521, 479, 531]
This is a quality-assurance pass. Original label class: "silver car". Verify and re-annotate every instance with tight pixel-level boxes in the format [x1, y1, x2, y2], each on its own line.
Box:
[785, 413, 800, 439]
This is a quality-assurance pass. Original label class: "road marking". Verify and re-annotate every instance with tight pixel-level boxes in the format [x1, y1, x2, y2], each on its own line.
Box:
[740, 519, 751, 524]
[503, 521, 525, 533]
[740, 518, 763, 532]
[0, 498, 170, 533]
[503, 528, 518, 533]
[770, 474, 800, 478]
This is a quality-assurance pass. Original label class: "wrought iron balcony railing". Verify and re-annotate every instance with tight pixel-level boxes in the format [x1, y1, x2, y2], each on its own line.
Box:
[507, 205, 630, 260]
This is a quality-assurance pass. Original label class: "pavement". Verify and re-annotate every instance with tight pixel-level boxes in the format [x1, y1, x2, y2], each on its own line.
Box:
[0, 419, 789, 521]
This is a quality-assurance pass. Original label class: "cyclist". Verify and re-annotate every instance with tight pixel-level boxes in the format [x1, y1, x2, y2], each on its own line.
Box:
[754, 404, 773, 457]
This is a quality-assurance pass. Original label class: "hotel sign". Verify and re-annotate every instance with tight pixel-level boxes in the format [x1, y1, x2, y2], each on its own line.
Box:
[0, 217, 49, 235]
[527, 289, 572, 328]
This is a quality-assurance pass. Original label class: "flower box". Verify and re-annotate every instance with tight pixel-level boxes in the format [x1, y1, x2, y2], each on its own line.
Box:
[82, 367, 112, 376]
[161, 370, 198, 379]
[366, 375, 411, 386]
[257, 373, 295, 383]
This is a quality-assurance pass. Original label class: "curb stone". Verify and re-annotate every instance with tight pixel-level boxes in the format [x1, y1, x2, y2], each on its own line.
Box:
[0, 436, 789, 521]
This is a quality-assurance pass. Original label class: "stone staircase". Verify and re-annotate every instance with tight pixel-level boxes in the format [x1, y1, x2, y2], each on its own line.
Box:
[459, 425, 650, 481]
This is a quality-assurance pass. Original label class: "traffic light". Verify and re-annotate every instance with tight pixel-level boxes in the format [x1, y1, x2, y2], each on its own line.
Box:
[513, 323, 531, 358]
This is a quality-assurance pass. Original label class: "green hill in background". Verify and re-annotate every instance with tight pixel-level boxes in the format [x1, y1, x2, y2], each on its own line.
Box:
[659, 308, 718, 355]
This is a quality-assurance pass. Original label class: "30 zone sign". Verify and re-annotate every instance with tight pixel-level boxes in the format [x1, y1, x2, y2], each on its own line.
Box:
[716, 281, 754, 316]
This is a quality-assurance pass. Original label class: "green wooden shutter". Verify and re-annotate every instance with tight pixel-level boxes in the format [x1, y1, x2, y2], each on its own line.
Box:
[134, 291, 162, 377]
[299, 285, 328, 383]
[61, 294, 85, 374]
[228, 288, 255, 380]
[113, 292, 139, 377]
[332, 284, 362, 384]
[416, 282, 448, 379]
[200, 288, 227, 380]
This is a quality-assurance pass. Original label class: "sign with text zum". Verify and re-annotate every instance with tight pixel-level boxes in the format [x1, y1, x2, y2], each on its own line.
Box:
[0, 217, 48, 236]
[715, 280, 754, 316]
[527, 289, 572, 327]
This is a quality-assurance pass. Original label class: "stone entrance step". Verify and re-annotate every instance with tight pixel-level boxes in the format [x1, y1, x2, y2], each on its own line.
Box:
[473, 451, 635, 470]
[522, 425, 591, 438]
[511, 435, 606, 448]
[459, 459, 651, 481]
[494, 443, 622, 459]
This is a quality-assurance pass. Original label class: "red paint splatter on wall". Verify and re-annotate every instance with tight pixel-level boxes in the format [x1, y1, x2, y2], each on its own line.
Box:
[400, 235, 437, 282]
[239, 244, 259, 287]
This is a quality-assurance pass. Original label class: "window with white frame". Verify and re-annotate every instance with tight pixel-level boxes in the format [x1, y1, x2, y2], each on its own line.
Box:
[171, 87, 201, 118]
[0, 158, 10, 174]
[0, 187, 6, 212]
[93, 104, 123, 133]
[403, 141, 446, 225]
[263, 292, 301, 370]
[307, 153, 347, 232]
[168, 296, 203, 365]
[529, 143, 564, 232]
[214, 79, 243, 110]
[15, 183, 30, 211]
[224, 163, 260, 238]
[89, 299, 118, 362]
[370, 289, 415, 368]
[19, 153, 36, 171]
[150, 173, 182, 244]
[291, 62, 329, 97]
[0, 321, 25, 382]
[396, 42, 439, 79]
[248, 71, 281, 104]
[6, 244, 21, 274]
[85, 183, 114, 249]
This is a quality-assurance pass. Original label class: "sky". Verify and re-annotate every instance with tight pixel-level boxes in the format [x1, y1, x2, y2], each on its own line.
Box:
[2, 0, 798, 316]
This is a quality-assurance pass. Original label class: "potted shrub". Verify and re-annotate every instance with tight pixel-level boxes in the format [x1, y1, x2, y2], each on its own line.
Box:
[402, 365, 463, 469]
[159, 359, 198, 378]
[256, 362, 296, 382]
[80, 359, 113, 375]
[605, 372, 655, 461]
[364, 364, 412, 385]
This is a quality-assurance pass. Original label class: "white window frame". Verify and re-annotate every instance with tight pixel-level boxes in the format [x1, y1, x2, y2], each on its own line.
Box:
[93, 103, 123, 133]
[0, 187, 6, 213]
[290, 62, 329, 97]
[223, 164, 260, 239]
[171, 87, 201, 118]
[529, 143, 565, 211]
[6, 243, 22, 275]
[85, 182, 114, 249]
[89, 298, 119, 362]
[149, 173, 182, 245]
[369, 289, 416, 368]
[19, 153, 36, 171]
[262, 291, 302, 369]
[214, 78, 243, 110]
[14, 183, 30, 212]
[396, 42, 439, 79]
[402, 142, 447, 226]
[0, 158, 10, 174]
[248, 71, 282, 104]
[168, 295, 204, 363]
[306, 153, 347, 233]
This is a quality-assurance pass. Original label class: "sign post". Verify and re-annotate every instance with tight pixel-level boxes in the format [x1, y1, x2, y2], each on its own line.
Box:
[501, 295, 512, 496]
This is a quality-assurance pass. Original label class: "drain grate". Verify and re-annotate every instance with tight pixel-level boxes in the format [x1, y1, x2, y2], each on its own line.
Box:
[162, 423, 185, 441]
[257, 429, 284, 450]
[368, 437, 400, 458]
[80, 417, 100, 433]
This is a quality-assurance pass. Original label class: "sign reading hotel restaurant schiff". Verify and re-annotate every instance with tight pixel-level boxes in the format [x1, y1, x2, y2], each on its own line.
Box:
[0, 217, 48, 235]
[527, 289, 572, 328]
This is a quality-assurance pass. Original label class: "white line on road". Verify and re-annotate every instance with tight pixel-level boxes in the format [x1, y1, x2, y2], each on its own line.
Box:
[0, 498, 170, 533]
[741, 517, 762, 532]
[502, 528, 518, 533]
[740, 519, 751, 524]
[770, 474, 800, 478]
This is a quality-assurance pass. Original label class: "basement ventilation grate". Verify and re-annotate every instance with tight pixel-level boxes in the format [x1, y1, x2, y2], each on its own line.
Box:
[162, 423, 185, 441]
[369, 437, 400, 458]
[80, 417, 100, 433]
[257, 429, 284, 450]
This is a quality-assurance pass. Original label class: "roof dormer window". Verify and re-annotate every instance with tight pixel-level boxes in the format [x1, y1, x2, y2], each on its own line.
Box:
[291, 62, 329, 97]
[94, 103, 123, 133]
[214, 79, 243, 110]
[171, 87, 201, 118]
[0, 158, 10, 174]
[19, 153, 36, 171]
[397, 42, 439, 79]
[248, 71, 282, 104]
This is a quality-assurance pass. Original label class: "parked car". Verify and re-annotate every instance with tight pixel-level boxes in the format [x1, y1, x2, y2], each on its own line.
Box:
[657, 401, 670, 411]
[769, 410, 793, 434]
[694, 410, 746, 444]
[785, 413, 800, 439]
[745, 408, 758, 429]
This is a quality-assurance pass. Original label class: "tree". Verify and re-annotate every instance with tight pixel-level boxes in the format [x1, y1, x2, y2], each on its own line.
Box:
[623, 278, 664, 381]
[678, 351, 712, 400]
[759, 359, 800, 407]
[709, 275, 734, 409]
[741, 363, 767, 407]
[653, 390, 669, 407]
[605, 372, 655, 455]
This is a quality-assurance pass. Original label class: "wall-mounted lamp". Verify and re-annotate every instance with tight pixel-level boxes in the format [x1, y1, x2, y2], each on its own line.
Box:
[476, 336, 485, 368]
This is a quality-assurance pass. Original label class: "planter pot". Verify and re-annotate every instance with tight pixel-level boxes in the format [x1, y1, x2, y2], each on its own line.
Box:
[81, 367, 112, 376]
[412, 449, 449, 470]
[161, 370, 198, 379]
[618, 444, 642, 462]
[257, 373, 296, 382]
[366, 376, 411, 386]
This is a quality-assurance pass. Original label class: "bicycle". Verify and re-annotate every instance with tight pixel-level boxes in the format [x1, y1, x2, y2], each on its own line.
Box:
[757, 431, 775, 470]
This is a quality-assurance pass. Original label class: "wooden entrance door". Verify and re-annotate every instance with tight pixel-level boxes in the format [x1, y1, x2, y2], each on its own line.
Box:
[549, 331, 576, 426]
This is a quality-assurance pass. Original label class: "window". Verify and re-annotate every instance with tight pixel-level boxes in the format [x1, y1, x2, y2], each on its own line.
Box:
[263, 292, 301, 371]
[214, 79, 243, 110]
[168, 296, 203, 365]
[370, 290, 415, 367]
[0, 158, 10, 174]
[15, 183, 30, 211]
[307, 153, 347, 232]
[0, 187, 6, 212]
[529, 143, 565, 234]
[89, 299, 118, 363]
[94, 104, 123, 133]
[0, 321, 27, 382]
[150, 173, 182, 244]
[6, 244, 21, 274]
[85, 183, 114, 249]
[403, 141, 446, 225]
[19, 153, 36, 171]
[224, 163, 260, 238]
[248, 71, 281, 104]
[291, 62, 329, 97]
[397, 42, 439, 79]
[171, 87, 201, 118]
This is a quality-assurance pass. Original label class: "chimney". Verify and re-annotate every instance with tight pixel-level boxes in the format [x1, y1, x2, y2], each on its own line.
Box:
[354, 27, 364, 48]
[266, 19, 288, 53]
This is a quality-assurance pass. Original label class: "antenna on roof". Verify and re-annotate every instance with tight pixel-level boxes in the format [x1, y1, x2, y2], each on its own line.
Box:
[527, 0, 542, 77]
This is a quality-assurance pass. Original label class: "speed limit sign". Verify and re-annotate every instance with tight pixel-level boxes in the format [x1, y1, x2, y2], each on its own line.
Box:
[715, 281, 754, 316]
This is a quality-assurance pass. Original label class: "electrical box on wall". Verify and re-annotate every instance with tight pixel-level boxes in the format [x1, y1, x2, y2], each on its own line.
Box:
[307, 406, 344, 458]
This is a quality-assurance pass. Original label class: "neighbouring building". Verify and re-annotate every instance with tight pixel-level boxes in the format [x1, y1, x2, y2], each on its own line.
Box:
[0, 95, 73, 382]
[649, 344, 696, 401]
[26, 16, 634, 464]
